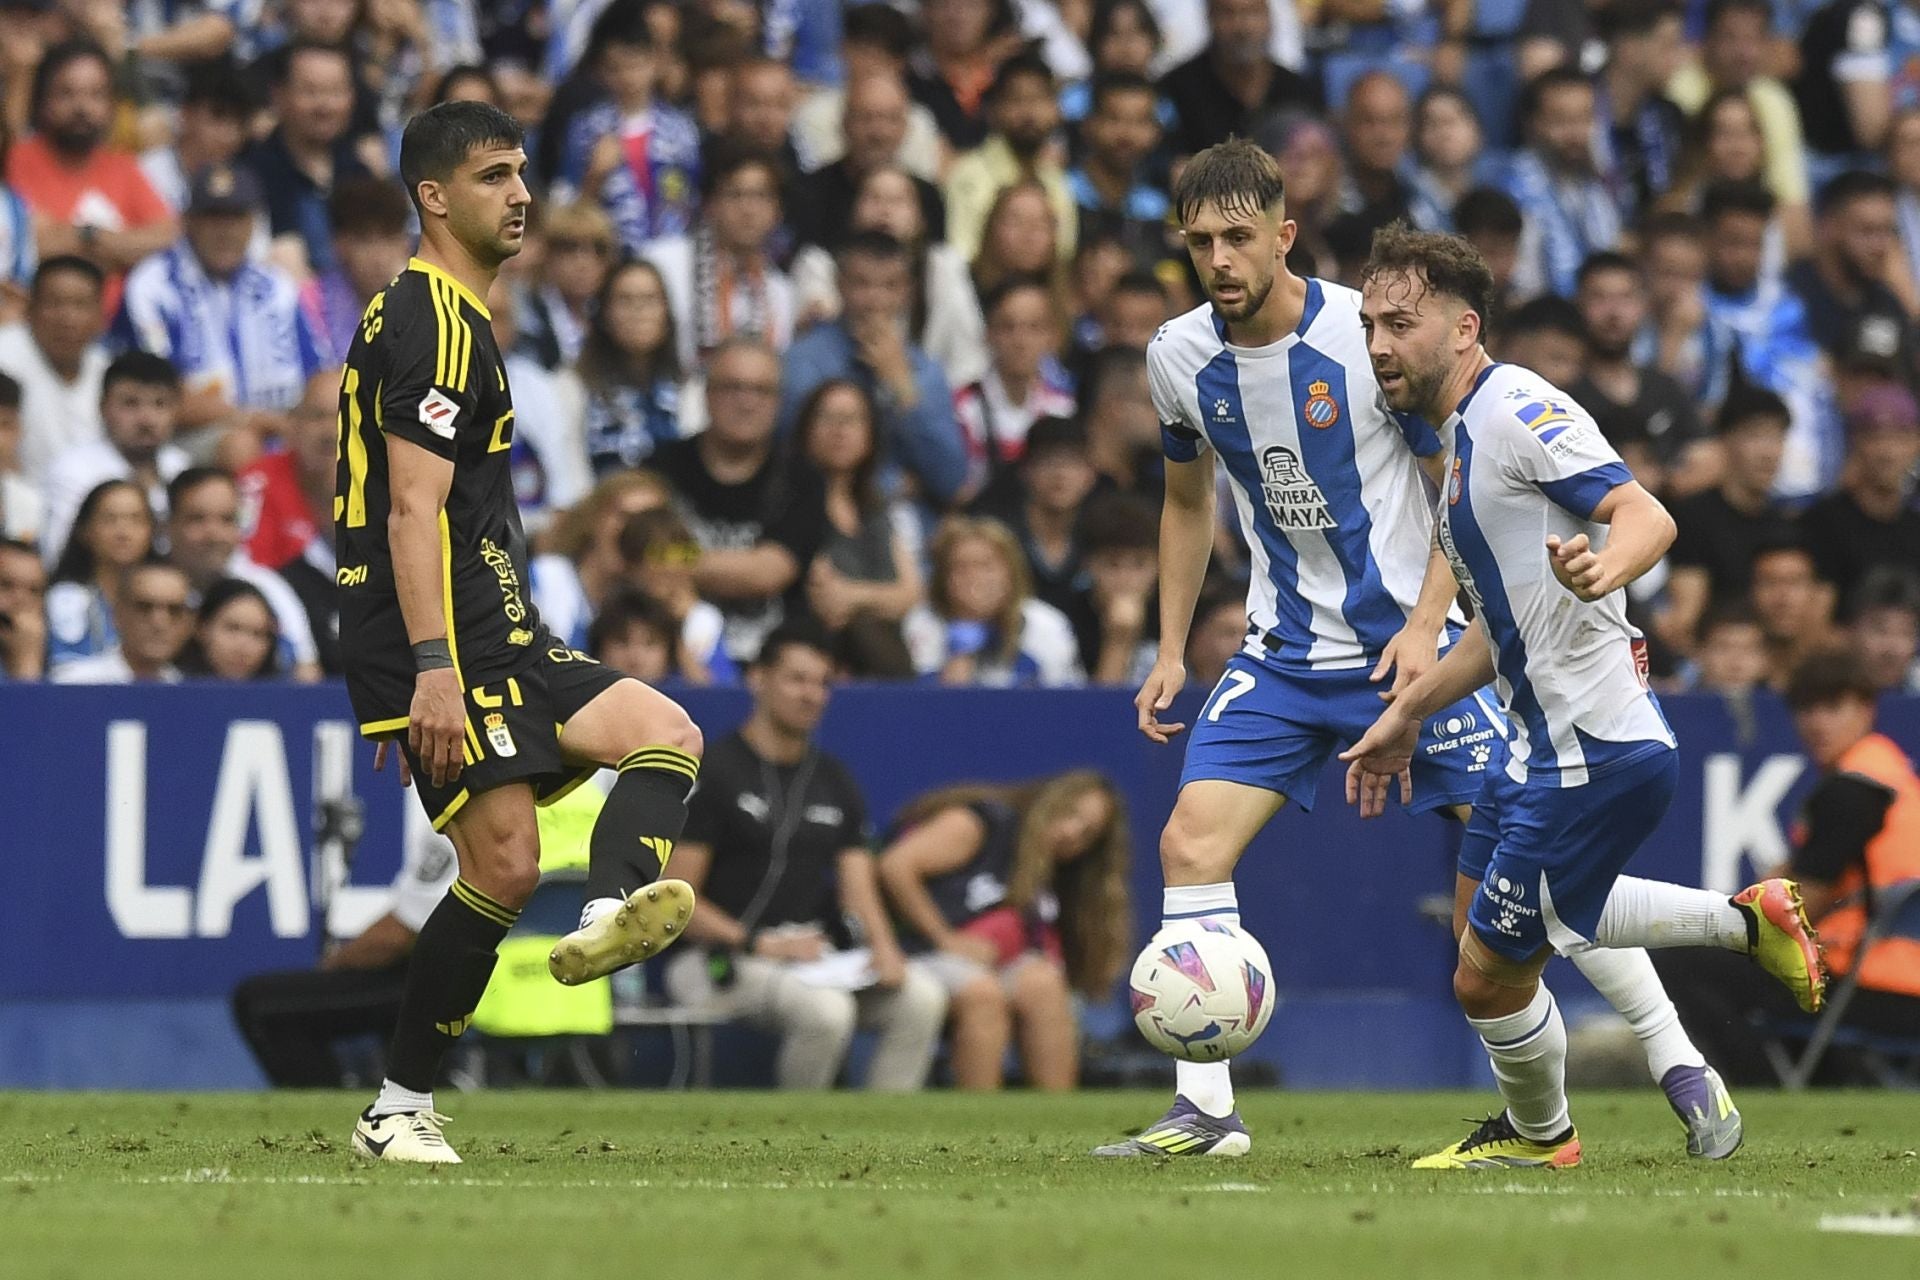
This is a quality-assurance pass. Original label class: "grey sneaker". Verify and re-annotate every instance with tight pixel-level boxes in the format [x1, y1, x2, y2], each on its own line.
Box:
[1661, 1064, 1743, 1159]
[1091, 1095, 1251, 1158]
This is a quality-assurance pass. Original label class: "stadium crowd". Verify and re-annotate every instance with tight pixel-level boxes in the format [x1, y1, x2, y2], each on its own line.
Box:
[0, 0, 1911, 699]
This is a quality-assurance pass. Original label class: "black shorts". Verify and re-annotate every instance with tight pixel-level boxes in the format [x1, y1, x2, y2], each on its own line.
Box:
[355, 636, 627, 831]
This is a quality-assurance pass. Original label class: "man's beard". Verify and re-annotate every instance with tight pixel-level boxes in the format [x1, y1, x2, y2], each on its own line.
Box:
[1590, 333, 1633, 362]
[1400, 356, 1453, 418]
[47, 120, 104, 157]
[1214, 273, 1274, 321]
[1004, 126, 1049, 158]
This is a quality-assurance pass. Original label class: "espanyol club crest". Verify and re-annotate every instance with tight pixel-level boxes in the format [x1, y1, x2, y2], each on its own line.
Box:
[484, 712, 517, 757]
[1448, 456, 1464, 505]
[1302, 379, 1339, 429]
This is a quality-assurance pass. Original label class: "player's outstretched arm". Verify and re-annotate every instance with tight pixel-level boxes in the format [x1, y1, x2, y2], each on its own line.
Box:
[387, 434, 465, 788]
[1545, 480, 1676, 603]
[1137, 452, 1217, 743]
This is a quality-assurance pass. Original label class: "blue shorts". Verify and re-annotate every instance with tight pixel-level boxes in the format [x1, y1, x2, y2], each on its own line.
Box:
[1466, 746, 1679, 960]
[1180, 650, 1506, 814]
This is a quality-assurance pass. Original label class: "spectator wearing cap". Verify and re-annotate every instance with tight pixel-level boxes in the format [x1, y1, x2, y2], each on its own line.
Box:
[1158, 0, 1318, 161]
[239, 41, 374, 278]
[6, 39, 178, 310]
[1502, 67, 1624, 297]
[113, 163, 331, 454]
[303, 176, 413, 367]
[0, 255, 109, 480]
[1800, 381, 1920, 616]
[1787, 171, 1915, 377]
[943, 52, 1078, 266]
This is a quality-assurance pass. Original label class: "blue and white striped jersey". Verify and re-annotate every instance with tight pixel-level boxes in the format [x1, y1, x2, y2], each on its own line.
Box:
[1149, 279, 1447, 671]
[1435, 363, 1676, 788]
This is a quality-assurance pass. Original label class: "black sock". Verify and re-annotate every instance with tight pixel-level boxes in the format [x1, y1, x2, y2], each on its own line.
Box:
[384, 878, 519, 1091]
[585, 745, 699, 903]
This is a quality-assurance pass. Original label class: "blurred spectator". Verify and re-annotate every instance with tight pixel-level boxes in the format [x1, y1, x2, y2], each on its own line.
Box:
[1849, 567, 1920, 693]
[956, 276, 1077, 491]
[1795, 0, 1909, 182]
[1662, 388, 1797, 648]
[1701, 178, 1835, 497]
[1891, 109, 1920, 310]
[717, 55, 801, 176]
[7, 40, 177, 306]
[791, 379, 923, 676]
[987, 412, 1090, 598]
[1060, 0, 1168, 131]
[139, 57, 256, 214]
[1634, 211, 1740, 408]
[1407, 86, 1496, 233]
[1495, 293, 1587, 392]
[305, 176, 414, 366]
[1573, 251, 1707, 486]
[40, 352, 187, 568]
[1667, 0, 1813, 240]
[642, 145, 795, 370]
[878, 769, 1130, 1089]
[909, 0, 1022, 152]
[51, 557, 190, 684]
[0, 534, 45, 680]
[1335, 71, 1414, 241]
[614, 505, 735, 684]
[789, 164, 986, 388]
[1159, 0, 1318, 161]
[1078, 343, 1163, 497]
[44, 478, 153, 670]
[794, 71, 949, 254]
[1750, 537, 1834, 690]
[586, 587, 687, 685]
[1504, 67, 1623, 297]
[1069, 266, 1170, 381]
[95, 0, 241, 82]
[240, 371, 340, 673]
[1664, 89, 1805, 271]
[530, 469, 673, 650]
[659, 337, 827, 661]
[1654, 649, 1920, 1084]
[242, 42, 373, 278]
[245, 0, 386, 153]
[163, 467, 321, 681]
[487, 280, 592, 539]
[0, 371, 37, 542]
[1800, 381, 1920, 615]
[1184, 585, 1246, 692]
[970, 179, 1067, 303]
[1592, 0, 1686, 221]
[791, 6, 943, 179]
[1064, 232, 1131, 357]
[516, 201, 617, 372]
[779, 231, 967, 506]
[904, 515, 1083, 686]
[944, 52, 1076, 266]
[664, 623, 948, 1091]
[1076, 490, 1158, 685]
[114, 164, 331, 450]
[1453, 187, 1532, 321]
[175, 576, 282, 681]
[1252, 111, 1341, 273]
[554, 5, 701, 252]
[577, 256, 685, 473]
[1067, 72, 1169, 267]
[1683, 603, 1772, 697]
[1787, 171, 1913, 375]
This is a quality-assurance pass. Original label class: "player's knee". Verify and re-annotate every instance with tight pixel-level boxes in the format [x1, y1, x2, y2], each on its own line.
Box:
[793, 989, 858, 1045]
[1009, 960, 1071, 1014]
[1452, 961, 1502, 1016]
[660, 706, 703, 760]
[950, 974, 1010, 1029]
[1159, 810, 1232, 884]
[458, 816, 542, 906]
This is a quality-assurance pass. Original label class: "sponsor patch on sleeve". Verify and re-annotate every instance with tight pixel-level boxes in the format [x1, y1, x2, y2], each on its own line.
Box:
[1514, 398, 1578, 444]
[419, 388, 460, 439]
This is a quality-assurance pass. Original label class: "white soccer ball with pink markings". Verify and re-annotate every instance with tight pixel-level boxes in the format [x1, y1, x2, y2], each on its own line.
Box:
[1127, 920, 1276, 1062]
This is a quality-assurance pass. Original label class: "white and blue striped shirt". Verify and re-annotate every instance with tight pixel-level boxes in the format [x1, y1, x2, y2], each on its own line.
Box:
[1148, 279, 1448, 671]
[113, 242, 331, 412]
[1435, 363, 1676, 788]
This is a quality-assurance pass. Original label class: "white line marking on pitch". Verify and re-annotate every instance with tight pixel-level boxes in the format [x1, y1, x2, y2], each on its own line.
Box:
[1818, 1214, 1920, 1237]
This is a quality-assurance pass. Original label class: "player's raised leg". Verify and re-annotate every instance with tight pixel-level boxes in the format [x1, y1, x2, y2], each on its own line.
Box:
[547, 673, 704, 985]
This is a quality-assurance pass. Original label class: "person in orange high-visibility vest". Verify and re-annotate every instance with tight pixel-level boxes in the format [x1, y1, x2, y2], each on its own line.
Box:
[1653, 649, 1920, 1083]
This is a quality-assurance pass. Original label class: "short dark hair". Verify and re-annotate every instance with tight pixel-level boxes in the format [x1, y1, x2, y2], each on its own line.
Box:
[985, 50, 1054, 106]
[1640, 209, 1703, 249]
[1575, 251, 1638, 291]
[1110, 269, 1170, 303]
[1596, 0, 1678, 41]
[181, 59, 255, 119]
[276, 38, 351, 89]
[1023, 414, 1088, 460]
[587, 589, 678, 664]
[1088, 70, 1157, 117]
[1079, 492, 1158, 556]
[1697, 600, 1761, 644]
[166, 465, 235, 513]
[1079, 344, 1148, 407]
[842, 3, 916, 58]
[836, 227, 909, 267]
[1452, 187, 1524, 239]
[1816, 168, 1898, 218]
[1520, 67, 1593, 126]
[1507, 294, 1588, 344]
[1785, 648, 1881, 709]
[30, 40, 112, 132]
[981, 272, 1053, 319]
[587, 0, 655, 56]
[32, 254, 105, 299]
[753, 619, 836, 671]
[0, 370, 19, 411]
[1700, 178, 1776, 224]
[398, 100, 525, 215]
[329, 176, 413, 238]
[1714, 386, 1791, 436]
[1704, 0, 1772, 31]
[699, 141, 783, 203]
[1172, 137, 1286, 225]
[1849, 565, 1920, 620]
[1360, 222, 1498, 334]
[102, 351, 182, 399]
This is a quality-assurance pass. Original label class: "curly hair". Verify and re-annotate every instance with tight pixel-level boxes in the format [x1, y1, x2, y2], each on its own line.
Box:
[1359, 221, 1497, 331]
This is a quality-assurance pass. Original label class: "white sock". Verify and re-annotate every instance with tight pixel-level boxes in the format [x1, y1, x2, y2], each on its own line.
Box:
[1566, 945, 1705, 1083]
[1163, 882, 1239, 1118]
[1591, 876, 1750, 952]
[1467, 984, 1570, 1142]
[371, 1078, 433, 1118]
[580, 896, 624, 931]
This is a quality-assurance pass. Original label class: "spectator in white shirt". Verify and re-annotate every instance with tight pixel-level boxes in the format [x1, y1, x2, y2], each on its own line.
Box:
[40, 351, 189, 568]
[0, 255, 110, 480]
[0, 372, 42, 543]
[51, 559, 190, 684]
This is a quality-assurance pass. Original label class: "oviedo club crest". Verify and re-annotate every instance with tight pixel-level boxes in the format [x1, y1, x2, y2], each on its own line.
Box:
[1302, 379, 1340, 429]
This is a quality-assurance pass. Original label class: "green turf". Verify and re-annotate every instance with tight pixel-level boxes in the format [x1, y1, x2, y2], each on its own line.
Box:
[4, 1090, 1917, 1279]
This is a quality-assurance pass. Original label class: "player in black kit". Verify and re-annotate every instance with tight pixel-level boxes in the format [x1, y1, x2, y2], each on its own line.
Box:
[340, 102, 704, 1164]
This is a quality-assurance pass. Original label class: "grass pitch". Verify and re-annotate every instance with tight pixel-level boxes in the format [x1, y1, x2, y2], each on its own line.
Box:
[4, 1090, 1917, 1279]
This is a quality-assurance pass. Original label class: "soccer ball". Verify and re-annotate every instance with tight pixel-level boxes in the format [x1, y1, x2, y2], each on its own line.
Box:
[1127, 919, 1276, 1062]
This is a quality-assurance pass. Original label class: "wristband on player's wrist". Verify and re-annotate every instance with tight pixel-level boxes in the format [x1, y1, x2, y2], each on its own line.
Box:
[412, 638, 455, 672]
